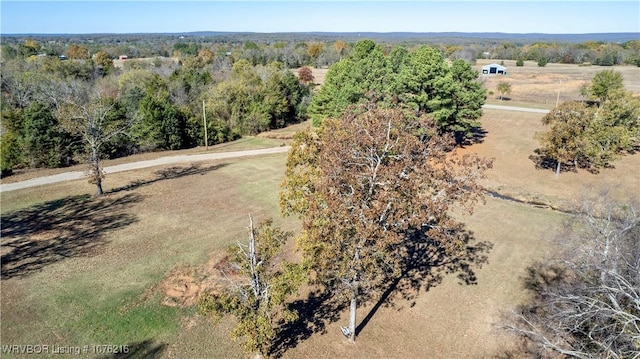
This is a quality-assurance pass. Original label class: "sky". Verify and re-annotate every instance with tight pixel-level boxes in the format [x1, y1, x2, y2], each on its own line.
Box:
[1, 1, 639, 35]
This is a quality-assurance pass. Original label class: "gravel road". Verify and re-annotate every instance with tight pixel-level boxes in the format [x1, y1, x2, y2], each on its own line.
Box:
[482, 104, 551, 114]
[0, 105, 550, 193]
[0, 146, 291, 192]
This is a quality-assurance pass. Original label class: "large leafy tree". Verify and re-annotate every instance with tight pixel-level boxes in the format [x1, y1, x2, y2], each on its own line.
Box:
[535, 73, 640, 175]
[281, 102, 492, 342]
[535, 101, 592, 176]
[308, 40, 486, 143]
[587, 69, 624, 103]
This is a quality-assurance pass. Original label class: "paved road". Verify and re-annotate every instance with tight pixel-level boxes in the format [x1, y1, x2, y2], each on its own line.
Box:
[0, 146, 291, 193]
[1, 104, 550, 193]
[482, 104, 550, 114]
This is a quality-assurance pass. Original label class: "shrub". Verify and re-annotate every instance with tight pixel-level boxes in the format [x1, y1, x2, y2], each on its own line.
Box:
[537, 57, 548, 67]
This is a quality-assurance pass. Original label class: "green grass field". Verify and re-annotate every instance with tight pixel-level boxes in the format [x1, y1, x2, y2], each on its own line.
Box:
[1, 148, 295, 358]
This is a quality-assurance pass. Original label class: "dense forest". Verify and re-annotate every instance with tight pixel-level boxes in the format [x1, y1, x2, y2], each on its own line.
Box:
[1, 32, 639, 177]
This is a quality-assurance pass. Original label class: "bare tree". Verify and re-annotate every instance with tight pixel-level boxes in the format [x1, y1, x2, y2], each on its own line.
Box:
[54, 79, 133, 195]
[504, 188, 640, 358]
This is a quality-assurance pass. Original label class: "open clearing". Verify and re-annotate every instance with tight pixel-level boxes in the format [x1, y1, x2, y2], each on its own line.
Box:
[2, 63, 640, 358]
[476, 59, 640, 106]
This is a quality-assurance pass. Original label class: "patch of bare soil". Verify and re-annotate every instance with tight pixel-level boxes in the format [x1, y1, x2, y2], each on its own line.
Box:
[154, 251, 245, 308]
[160, 267, 202, 307]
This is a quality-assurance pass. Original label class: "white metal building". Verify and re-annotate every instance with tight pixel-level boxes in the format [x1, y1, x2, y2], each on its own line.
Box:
[481, 63, 507, 75]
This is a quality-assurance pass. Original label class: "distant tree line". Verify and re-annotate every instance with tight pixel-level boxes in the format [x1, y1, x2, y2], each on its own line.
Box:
[0, 45, 310, 177]
[485, 40, 640, 66]
[3, 34, 639, 69]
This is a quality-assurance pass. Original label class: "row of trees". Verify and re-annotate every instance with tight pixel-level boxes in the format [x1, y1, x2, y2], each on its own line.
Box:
[535, 70, 640, 175]
[1, 54, 310, 189]
[6, 36, 638, 73]
[487, 40, 640, 66]
[1, 37, 350, 70]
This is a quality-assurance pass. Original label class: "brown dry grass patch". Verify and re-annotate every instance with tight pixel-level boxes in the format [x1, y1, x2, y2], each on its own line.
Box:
[477, 59, 640, 105]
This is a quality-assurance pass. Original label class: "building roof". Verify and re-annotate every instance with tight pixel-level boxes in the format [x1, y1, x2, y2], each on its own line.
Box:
[482, 63, 507, 70]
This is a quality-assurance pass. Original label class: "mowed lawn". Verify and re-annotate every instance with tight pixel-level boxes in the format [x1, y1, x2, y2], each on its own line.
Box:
[1, 146, 297, 358]
[3, 68, 640, 357]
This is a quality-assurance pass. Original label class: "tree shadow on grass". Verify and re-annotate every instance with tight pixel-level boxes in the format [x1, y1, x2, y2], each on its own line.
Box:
[528, 149, 607, 175]
[107, 163, 228, 194]
[1, 193, 142, 279]
[270, 289, 347, 358]
[471, 126, 489, 144]
[97, 339, 167, 359]
[356, 226, 493, 336]
[270, 225, 492, 357]
[456, 126, 488, 147]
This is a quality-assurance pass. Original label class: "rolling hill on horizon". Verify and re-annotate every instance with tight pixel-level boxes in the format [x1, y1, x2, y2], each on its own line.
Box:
[2, 31, 638, 44]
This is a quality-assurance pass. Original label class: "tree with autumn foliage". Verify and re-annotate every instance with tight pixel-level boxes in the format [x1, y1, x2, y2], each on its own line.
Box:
[307, 42, 324, 66]
[280, 102, 492, 342]
[534, 72, 639, 176]
[93, 51, 113, 67]
[535, 101, 592, 176]
[66, 44, 89, 60]
[296, 66, 314, 85]
[333, 40, 347, 59]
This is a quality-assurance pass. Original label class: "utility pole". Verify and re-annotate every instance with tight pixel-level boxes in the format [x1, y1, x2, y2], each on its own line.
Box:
[202, 100, 208, 150]
[556, 81, 562, 107]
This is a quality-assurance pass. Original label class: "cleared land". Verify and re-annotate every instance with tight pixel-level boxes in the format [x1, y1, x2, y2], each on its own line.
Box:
[2, 63, 640, 358]
[476, 59, 640, 106]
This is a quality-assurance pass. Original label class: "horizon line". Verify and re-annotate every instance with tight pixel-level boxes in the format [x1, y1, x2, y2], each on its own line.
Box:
[3, 31, 639, 36]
